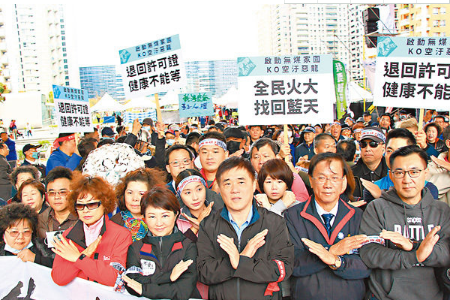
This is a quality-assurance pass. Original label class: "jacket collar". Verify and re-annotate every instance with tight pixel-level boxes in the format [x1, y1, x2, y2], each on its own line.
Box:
[220, 200, 260, 226]
[67, 215, 107, 248]
[300, 196, 355, 245]
[142, 226, 184, 246]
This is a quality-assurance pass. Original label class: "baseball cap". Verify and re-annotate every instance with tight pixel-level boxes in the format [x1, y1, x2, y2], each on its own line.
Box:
[23, 144, 42, 154]
[361, 127, 386, 143]
[303, 126, 316, 133]
[101, 127, 115, 137]
[356, 117, 364, 123]
[224, 127, 244, 139]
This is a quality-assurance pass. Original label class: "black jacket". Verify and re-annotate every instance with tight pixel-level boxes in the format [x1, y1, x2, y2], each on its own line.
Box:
[0, 237, 54, 268]
[352, 156, 388, 198]
[284, 197, 370, 300]
[197, 203, 294, 300]
[126, 229, 199, 300]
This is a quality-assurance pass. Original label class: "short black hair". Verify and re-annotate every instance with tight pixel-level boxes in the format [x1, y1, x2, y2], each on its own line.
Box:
[0, 203, 38, 239]
[386, 128, 416, 146]
[216, 156, 256, 184]
[97, 139, 114, 148]
[57, 133, 74, 146]
[336, 140, 356, 162]
[165, 144, 194, 166]
[186, 132, 201, 147]
[389, 145, 428, 169]
[198, 131, 227, 144]
[314, 133, 335, 149]
[45, 167, 73, 187]
[250, 138, 279, 158]
[424, 122, 442, 137]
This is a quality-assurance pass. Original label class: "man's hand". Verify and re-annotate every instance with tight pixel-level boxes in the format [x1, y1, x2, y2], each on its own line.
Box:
[155, 121, 165, 139]
[416, 225, 440, 263]
[302, 238, 336, 265]
[278, 144, 291, 160]
[360, 178, 382, 199]
[329, 235, 369, 256]
[217, 234, 240, 269]
[82, 236, 102, 257]
[131, 118, 142, 136]
[230, 149, 244, 158]
[16, 249, 36, 263]
[240, 229, 268, 258]
[255, 194, 271, 209]
[380, 230, 413, 251]
[348, 200, 367, 208]
[431, 155, 450, 172]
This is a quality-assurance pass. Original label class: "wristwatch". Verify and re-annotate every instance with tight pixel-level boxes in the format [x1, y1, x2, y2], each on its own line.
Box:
[78, 254, 87, 261]
[329, 256, 342, 270]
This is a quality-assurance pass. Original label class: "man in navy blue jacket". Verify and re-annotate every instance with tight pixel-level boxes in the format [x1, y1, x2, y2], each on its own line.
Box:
[285, 152, 370, 300]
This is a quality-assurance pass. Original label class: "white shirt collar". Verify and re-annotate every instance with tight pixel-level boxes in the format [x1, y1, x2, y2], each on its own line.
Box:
[315, 200, 339, 226]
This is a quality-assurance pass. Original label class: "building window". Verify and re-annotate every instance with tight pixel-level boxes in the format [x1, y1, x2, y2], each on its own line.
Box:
[441, 20, 446, 26]
[442, 7, 446, 14]
[433, 7, 439, 15]
[434, 20, 439, 27]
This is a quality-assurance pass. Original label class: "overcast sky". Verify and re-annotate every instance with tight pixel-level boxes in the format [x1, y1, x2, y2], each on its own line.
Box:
[69, 1, 279, 67]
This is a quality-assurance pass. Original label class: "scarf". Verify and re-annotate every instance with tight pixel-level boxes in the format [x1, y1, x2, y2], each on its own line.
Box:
[121, 210, 148, 242]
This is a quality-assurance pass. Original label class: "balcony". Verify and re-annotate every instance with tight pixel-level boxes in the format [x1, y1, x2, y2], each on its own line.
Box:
[1, 55, 7, 65]
[1, 68, 10, 78]
[0, 13, 3, 25]
[0, 42, 6, 52]
[0, 28, 5, 38]
[400, 18, 410, 27]
[400, 8, 409, 15]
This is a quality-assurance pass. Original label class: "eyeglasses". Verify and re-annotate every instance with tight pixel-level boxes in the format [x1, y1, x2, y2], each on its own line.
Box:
[6, 230, 32, 238]
[391, 169, 423, 179]
[75, 201, 102, 211]
[312, 176, 344, 184]
[47, 190, 70, 198]
[169, 159, 191, 168]
[360, 140, 380, 148]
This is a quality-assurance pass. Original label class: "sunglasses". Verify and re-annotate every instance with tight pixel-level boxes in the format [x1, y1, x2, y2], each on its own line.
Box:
[75, 201, 102, 211]
[360, 140, 380, 148]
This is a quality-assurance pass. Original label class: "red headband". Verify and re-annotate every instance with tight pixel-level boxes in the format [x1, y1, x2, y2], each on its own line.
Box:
[53, 134, 75, 149]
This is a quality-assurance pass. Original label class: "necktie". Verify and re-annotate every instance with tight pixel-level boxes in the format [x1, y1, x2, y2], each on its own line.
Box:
[322, 213, 334, 237]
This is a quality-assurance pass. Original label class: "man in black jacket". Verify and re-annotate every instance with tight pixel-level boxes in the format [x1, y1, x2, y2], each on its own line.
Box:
[285, 153, 370, 300]
[197, 157, 293, 300]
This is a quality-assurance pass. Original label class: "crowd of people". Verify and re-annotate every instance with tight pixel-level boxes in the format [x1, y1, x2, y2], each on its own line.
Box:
[1, 109, 450, 299]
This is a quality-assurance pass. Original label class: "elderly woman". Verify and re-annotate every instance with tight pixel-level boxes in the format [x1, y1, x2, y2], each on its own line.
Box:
[8, 165, 40, 203]
[123, 186, 199, 300]
[17, 178, 48, 214]
[256, 159, 299, 216]
[0, 203, 53, 267]
[51, 174, 132, 287]
[425, 122, 446, 153]
[111, 168, 165, 241]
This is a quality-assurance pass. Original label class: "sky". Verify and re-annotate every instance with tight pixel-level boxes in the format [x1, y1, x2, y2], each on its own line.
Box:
[69, 1, 279, 67]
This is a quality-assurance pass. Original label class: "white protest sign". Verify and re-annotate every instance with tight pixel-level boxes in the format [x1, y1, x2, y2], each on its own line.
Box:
[118, 35, 187, 98]
[0, 257, 135, 300]
[237, 55, 334, 125]
[53, 85, 92, 133]
[374, 36, 450, 110]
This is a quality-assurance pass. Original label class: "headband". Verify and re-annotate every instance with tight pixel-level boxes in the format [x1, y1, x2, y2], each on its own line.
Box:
[53, 134, 75, 149]
[176, 175, 206, 198]
[361, 129, 386, 143]
[353, 128, 362, 133]
[198, 138, 227, 151]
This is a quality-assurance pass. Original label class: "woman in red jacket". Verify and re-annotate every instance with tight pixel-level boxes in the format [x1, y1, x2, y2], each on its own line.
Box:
[51, 174, 132, 287]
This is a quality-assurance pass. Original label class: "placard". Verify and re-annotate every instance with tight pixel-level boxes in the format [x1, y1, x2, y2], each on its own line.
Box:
[178, 92, 213, 118]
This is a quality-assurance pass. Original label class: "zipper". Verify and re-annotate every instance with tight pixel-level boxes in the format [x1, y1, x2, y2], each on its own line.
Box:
[159, 237, 164, 267]
[237, 238, 241, 300]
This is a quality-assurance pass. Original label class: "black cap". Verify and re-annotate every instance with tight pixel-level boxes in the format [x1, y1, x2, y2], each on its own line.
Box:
[224, 127, 244, 139]
[23, 144, 42, 154]
[101, 127, 115, 137]
[142, 118, 154, 126]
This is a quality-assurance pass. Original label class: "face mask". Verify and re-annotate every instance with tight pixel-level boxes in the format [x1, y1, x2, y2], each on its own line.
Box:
[227, 141, 241, 155]
[166, 139, 175, 146]
[31, 152, 39, 159]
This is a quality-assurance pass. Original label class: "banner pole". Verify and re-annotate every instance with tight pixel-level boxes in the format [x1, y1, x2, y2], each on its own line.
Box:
[155, 93, 162, 123]
[418, 108, 424, 131]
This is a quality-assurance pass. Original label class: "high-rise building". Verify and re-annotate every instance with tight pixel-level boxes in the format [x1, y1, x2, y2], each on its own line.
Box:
[397, 4, 450, 37]
[257, 4, 368, 82]
[0, 4, 78, 94]
[79, 65, 126, 101]
[184, 60, 238, 98]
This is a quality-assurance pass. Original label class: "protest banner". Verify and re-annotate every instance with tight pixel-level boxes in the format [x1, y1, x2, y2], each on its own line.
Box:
[118, 35, 187, 122]
[333, 60, 348, 120]
[0, 257, 136, 300]
[236, 54, 335, 126]
[53, 85, 92, 133]
[373, 36, 450, 111]
[178, 92, 214, 118]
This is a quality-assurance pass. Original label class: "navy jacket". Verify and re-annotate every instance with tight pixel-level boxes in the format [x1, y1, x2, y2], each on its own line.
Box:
[284, 197, 370, 300]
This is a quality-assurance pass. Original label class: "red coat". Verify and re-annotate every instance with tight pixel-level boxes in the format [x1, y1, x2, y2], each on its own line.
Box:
[51, 216, 132, 286]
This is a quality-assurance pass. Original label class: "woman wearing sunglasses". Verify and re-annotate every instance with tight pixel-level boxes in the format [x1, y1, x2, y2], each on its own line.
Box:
[51, 174, 132, 287]
[112, 168, 165, 242]
[0, 203, 53, 267]
[123, 186, 200, 300]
